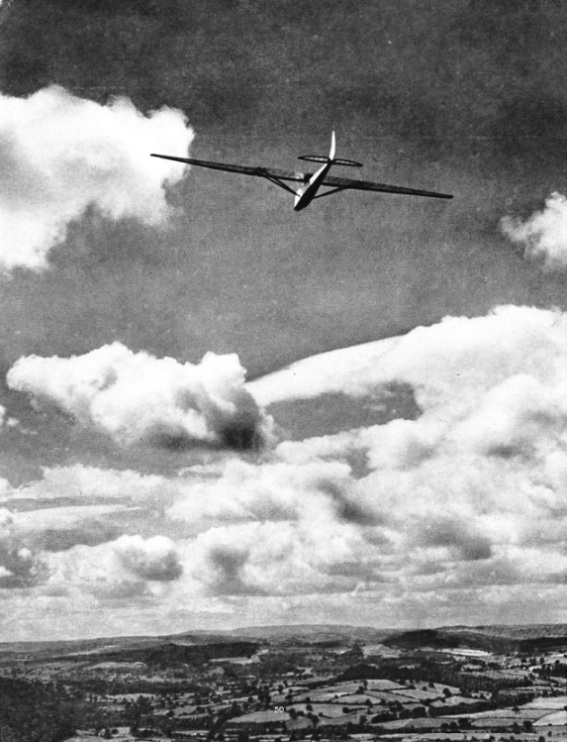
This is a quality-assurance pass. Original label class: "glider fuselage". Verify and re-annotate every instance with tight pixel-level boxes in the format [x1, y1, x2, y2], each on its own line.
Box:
[294, 161, 334, 211]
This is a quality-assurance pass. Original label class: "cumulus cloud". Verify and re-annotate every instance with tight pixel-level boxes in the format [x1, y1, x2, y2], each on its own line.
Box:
[0, 507, 13, 534]
[166, 458, 355, 525]
[501, 192, 567, 272]
[0, 85, 193, 270]
[113, 534, 182, 581]
[0, 476, 181, 597]
[249, 304, 567, 414]
[7, 342, 270, 450]
[0, 404, 22, 432]
[63, 301, 564, 614]
[412, 516, 492, 561]
[45, 534, 182, 600]
[240, 305, 567, 605]
[0, 508, 45, 588]
[3, 305, 567, 632]
[0, 545, 43, 588]
[189, 519, 368, 597]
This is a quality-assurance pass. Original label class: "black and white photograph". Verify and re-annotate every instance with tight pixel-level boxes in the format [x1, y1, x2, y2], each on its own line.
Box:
[0, 1, 565, 740]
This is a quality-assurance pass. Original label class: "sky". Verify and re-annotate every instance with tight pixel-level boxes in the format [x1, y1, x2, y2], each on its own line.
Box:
[0, 0, 565, 640]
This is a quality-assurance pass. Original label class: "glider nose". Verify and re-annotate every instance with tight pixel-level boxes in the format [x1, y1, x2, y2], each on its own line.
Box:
[294, 192, 309, 211]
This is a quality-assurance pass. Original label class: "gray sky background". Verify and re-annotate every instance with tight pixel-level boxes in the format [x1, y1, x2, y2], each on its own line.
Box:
[0, 0, 565, 639]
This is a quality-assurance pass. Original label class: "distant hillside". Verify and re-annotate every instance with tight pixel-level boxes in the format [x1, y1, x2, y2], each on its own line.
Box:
[0, 632, 261, 665]
[91, 640, 261, 667]
[0, 623, 564, 664]
[228, 624, 396, 645]
[384, 625, 567, 653]
[444, 623, 567, 638]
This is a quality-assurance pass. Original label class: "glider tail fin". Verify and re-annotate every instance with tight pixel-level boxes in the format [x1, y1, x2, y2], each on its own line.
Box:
[329, 130, 336, 161]
[297, 131, 336, 164]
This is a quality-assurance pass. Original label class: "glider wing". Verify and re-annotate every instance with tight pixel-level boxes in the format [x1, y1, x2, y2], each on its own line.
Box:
[150, 154, 310, 183]
[320, 174, 453, 199]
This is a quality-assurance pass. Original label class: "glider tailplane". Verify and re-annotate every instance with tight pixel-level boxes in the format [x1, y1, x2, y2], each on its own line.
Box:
[297, 155, 329, 164]
[297, 132, 362, 168]
[332, 158, 363, 168]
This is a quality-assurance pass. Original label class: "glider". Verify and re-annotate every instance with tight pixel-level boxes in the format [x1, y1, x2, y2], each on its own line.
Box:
[151, 132, 453, 211]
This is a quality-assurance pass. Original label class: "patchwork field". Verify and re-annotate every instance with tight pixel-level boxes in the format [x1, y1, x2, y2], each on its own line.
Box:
[0, 623, 564, 741]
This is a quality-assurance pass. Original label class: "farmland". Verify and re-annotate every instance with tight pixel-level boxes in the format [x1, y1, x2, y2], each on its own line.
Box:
[0, 623, 564, 742]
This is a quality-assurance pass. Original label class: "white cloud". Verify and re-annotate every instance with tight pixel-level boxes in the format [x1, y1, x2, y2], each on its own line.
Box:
[15, 463, 173, 502]
[0, 85, 193, 270]
[45, 534, 182, 600]
[43, 303, 559, 615]
[188, 519, 368, 597]
[0, 545, 40, 588]
[112, 534, 182, 581]
[0, 507, 13, 534]
[166, 458, 354, 525]
[249, 304, 567, 408]
[6, 503, 126, 538]
[3, 305, 567, 632]
[241, 305, 567, 605]
[0, 404, 22, 432]
[0, 508, 45, 588]
[7, 342, 271, 449]
[501, 192, 567, 272]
